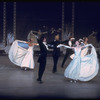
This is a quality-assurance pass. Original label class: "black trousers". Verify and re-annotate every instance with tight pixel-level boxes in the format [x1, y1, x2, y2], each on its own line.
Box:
[38, 61, 46, 81]
[52, 55, 59, 72]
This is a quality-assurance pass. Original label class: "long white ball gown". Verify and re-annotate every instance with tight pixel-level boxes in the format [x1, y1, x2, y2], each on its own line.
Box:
[57, 44, 99, 81]
[8, 40, 35, 69]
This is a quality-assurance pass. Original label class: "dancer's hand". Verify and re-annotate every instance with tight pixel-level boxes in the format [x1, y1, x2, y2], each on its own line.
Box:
[57, 44, 63, 48]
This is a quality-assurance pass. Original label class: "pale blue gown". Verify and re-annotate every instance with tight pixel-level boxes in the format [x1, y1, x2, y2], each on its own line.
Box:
[57, 44, 99, 81]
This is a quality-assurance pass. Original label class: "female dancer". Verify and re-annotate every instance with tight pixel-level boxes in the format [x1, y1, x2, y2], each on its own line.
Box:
[9, 37, 38, 70]
[57, 41, 99, 82]
[70, 37, 89, 59]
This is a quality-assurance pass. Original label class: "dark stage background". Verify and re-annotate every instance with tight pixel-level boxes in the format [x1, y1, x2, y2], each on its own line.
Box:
[0, 2, 100, 43]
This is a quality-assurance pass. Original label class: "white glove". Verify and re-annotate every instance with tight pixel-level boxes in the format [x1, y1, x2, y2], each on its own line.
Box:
[57, 44, 63, 48]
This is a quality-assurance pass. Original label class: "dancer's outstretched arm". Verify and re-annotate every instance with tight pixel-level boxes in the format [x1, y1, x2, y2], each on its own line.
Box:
[57, 44, 73, 49]
[82, 44, 92, 48]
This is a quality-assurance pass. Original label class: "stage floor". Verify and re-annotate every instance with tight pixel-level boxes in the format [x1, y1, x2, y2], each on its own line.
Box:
[0, 55, 100, 99]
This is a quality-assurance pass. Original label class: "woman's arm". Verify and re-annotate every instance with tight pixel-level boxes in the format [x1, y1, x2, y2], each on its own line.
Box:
[57, 44, 73, 49]
[25, 41, 28, 44]
[33, 43, 39, 46]
[82, 44, 92, 48]
[25, 41, 39, 46]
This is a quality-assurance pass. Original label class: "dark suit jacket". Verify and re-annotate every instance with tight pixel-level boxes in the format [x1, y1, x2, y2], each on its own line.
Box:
[37, 39, 48, 63]
[48, 40, 68, 56]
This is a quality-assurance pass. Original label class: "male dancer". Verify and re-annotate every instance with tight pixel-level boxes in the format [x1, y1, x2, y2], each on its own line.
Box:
[36, 35, 48, 84]
[48, 34, 68, 73]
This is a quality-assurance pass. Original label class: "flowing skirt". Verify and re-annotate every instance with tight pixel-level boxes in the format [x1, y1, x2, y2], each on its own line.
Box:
[64, 45, 99, 81]
[8, 40, 35, 69]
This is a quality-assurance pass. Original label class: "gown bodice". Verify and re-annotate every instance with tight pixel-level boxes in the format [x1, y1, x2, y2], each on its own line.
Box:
[74, 47, 81, 57]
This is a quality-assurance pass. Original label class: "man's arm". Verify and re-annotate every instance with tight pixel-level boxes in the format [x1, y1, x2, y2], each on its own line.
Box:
[60, 39, 69, 44]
